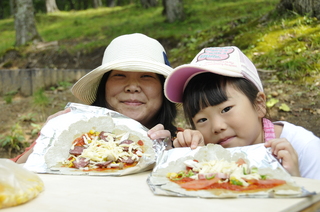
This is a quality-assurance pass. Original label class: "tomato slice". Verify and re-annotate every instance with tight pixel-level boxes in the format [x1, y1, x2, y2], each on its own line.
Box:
[137, 140, 144, 146]
[180, 178, 220, 190]
[256, 179, 286, 185]
[73, 136, 85, 146]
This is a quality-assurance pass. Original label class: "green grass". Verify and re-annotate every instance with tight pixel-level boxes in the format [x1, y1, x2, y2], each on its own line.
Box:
[0, 0, 319, 82]
[237, 15, 320, 81]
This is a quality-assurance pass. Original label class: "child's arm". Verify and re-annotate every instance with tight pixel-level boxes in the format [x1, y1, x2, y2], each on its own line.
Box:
[264, 138, 300, 177]
[173, 129, 205, 149]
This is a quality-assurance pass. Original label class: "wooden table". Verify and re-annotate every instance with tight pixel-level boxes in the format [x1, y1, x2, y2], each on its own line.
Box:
[2, 171, 320, 212]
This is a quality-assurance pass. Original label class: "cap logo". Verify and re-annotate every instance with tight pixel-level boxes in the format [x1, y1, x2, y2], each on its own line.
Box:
[197, 47, 235, 62]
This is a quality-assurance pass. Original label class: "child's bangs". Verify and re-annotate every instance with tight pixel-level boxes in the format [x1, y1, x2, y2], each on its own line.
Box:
[183, 73, 228, 119]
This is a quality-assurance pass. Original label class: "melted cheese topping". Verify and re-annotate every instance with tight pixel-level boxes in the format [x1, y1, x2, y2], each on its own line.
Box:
[184, 159, 261, 186]
[63, 130, 144, 169]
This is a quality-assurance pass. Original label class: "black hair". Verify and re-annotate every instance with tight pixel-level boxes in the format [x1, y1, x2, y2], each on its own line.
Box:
[183, 72, 263, 129]
[92, 72, 178, 137]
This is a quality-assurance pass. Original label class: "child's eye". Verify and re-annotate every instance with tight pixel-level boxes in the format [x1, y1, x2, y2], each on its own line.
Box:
[221, 106, 232, 113]
[196, 118, 207, 123]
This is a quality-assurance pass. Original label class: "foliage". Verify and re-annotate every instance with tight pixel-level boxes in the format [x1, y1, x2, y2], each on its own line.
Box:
[32, 88, 50, 108]
[50, 81, 73, 91]
[3, 90, 18, 104]
[0, 0, 319, 83]
[0, 0, 139, 19]
[17, 113, 41, 137]
[0, 123, 28, 156]
[32, 88, 51, 122]
[240, 14, 320, 81]
[19, 113, 37, 123]
[30, 123, 42, 138]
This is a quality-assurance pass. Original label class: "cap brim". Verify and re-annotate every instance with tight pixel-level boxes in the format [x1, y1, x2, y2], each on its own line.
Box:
[164, 64, 243, 103]
[72, 59, 173, 105]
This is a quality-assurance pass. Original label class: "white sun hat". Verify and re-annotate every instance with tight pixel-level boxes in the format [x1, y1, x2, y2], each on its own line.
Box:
[71, 33, 173, 105]
[164, 46, 264, 103]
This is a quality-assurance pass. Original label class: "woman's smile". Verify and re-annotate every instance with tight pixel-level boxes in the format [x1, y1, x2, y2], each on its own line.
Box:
[121, 99, 144, 106]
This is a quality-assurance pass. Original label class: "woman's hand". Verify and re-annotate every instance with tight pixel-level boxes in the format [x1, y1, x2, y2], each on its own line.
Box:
[264, 138, 300, 177]
[173, 129, 205, 150]
[147, 124, 173, 149]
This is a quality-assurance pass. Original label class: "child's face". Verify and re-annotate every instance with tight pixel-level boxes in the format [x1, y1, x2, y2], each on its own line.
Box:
[192, 85, 265, 148]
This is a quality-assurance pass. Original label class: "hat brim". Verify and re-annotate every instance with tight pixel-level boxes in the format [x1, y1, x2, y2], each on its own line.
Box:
[164, 64, 243, 103]
[72, 59, 173, 105]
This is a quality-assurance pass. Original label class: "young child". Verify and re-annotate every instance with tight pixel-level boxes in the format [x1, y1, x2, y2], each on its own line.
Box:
[164, 46, 320, 180]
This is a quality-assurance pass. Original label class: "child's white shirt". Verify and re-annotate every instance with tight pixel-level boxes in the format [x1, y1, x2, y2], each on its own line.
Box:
[275, 121, 320, 180]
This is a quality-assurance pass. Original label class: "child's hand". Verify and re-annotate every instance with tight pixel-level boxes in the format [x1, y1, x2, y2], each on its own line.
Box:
[148, 124, 173, 149]
[264, 138, 300, 177]
[173, 129, 205, 149]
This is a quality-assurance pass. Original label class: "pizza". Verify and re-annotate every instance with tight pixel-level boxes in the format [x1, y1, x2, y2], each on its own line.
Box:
[150, 144, 302, 198]
[61, 129, 146, 171]
[167, 158, 289, 194]
[44, 115, 155, 175]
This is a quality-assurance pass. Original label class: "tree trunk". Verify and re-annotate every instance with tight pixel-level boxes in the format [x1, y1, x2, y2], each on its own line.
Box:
[10, 0, 15, 16]
[46, 0, 59, 13]
[14, 0, 42, 46]
[140, 0, 157, 8]
[106, 0, 117, 7]
[93, 0, 103, 8]
[277, 0, 320, 19]
[163, 0, 184, 23]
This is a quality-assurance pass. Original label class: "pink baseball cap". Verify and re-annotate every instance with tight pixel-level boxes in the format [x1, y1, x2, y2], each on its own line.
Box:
[164, 46, 264, 103]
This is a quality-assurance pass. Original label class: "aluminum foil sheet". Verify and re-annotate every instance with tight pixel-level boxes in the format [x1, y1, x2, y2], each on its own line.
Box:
[24, 102, 166, 176]
[147, 144, 317, 198]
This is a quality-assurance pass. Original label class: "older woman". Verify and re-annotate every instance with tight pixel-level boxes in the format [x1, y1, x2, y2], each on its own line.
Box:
[12, 33, 186, 163]
[72, 33, 177, 137]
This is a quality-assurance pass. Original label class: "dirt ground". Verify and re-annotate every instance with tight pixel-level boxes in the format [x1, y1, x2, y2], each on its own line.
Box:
[0, 44, 319, 159]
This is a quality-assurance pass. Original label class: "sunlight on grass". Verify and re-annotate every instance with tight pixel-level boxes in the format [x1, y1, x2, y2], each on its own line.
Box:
[239, 16, 320, 80]
[1, 0, 280, 55]
[0, 0, 319, 82]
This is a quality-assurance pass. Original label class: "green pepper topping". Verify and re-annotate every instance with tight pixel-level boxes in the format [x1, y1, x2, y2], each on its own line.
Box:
[205, 174, 216, 180]
[251, 167, 258, 174]
[243, 167, 247, 175]
[172, 170, 194, 180]
[260, 175, 267, 180]
[186, 170, 195, 177]
[230, 179, 243, 186]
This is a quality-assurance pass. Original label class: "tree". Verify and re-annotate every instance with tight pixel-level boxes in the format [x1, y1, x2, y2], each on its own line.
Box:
[277, 0, 320, 18]
[93, 0, 103, 8]
[140, 0, 157, 8]
[13, 0, 42, 46]
[162, 0, 184, 23]
[46, 0, 59, 13]
[106, 0, 117, 7]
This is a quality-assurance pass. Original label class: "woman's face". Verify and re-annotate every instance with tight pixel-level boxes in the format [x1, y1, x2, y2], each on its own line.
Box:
[105, 70, 163, 127]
